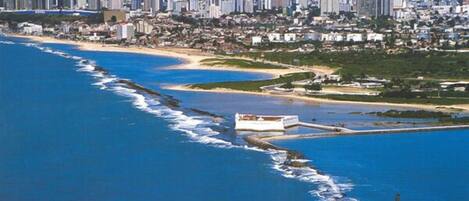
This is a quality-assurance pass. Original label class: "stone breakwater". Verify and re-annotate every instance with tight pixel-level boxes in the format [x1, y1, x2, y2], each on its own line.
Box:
[258, 124, 469, 141]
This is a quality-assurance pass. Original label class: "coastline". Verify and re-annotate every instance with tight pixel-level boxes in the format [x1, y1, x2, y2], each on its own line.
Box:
[9, 34, 303, 77]
[9, 34, 468, 112]
[164, 84, 469, 112]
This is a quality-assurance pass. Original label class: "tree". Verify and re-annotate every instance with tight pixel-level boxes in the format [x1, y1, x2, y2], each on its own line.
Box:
[304, 83, 322, 91]
[280, 81, 294, 89]
[341, 73, 354, 83]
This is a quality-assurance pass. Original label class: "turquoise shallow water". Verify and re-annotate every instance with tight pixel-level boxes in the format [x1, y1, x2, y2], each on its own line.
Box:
[1, 35, 469, 201]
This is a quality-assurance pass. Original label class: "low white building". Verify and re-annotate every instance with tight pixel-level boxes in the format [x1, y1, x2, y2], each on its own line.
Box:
[17, 22, 43, 35]
[284, 33, 296, 42]
[251, 36, 262, 45]
[88, 33, 104, 41]
[135, 20, 153, 35]
[304, 32, 322, 41]
[346, 33, 363, 42]
[235, 113, 299, 131]
[267, 33, 282, 42]
[367, 33, 384, 41]
[321, 33, 344, 42]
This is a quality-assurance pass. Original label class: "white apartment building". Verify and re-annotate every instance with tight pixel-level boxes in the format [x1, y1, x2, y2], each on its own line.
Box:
[116, 23, 135, 40]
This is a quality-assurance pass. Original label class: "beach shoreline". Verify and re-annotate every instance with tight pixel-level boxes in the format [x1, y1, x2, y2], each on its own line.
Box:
[9, 34, 303, 77]
[164, 84, 469, 112]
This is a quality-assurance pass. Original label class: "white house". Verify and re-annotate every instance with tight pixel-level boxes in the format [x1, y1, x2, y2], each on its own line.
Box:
[284, 33, 296, 42]
[251, 36, 263, 45]
[367, 33, 384, 41]
[321, 33, 344, 42]
[346, 33, 363, 42]
[267, 33, 282, 42]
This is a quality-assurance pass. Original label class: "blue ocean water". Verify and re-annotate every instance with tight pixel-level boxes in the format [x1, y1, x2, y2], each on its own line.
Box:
[2, 35, 469, 201]
[0, 37, 313, 201]
[276, 130, 469, 201]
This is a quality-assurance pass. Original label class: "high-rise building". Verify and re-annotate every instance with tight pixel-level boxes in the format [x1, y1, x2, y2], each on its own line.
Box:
[208, 3, 221, 17]
[135, 20, 153, 34]
[142, 0, 150, 10]
[220, 0, 234, 14]
[151, 0, 160, 12]
[188, 0, 197, 10]
[3, 0, 16, 9]
[271, 0, 288, 8]
[131, 0, 141, 9]
[108, 0, 123, 9]
[357, 0, 392, 17]
[320, 0, 339, 15]
[15, 0, 30, 9]
[116, 23, 135, 40]
[75, 0, 87, 9]
[89, 0, 102, 10]
[173, 0, 188, 14]
[244, 0, 253, 12]
[392, 0, 403, 8]
[167, 0, 173, 11]
[297, 0, 308, 9]
[257, 0, 271, 10]
[339, 0, 352, 12]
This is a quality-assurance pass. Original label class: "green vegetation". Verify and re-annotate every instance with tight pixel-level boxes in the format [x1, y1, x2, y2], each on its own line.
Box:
[369, 109, 469, 125]
[190, 72, 314, 92]
[373, 110, 452, 118]
[241, 51, 469, 79]
[280, 81, 294, 89]
[0, 13, 103, 26]
[200, 58, 287, 69]
[304, 83, 322, 91]
[308, 94, 469, 105]
[440, 116, 469, 125]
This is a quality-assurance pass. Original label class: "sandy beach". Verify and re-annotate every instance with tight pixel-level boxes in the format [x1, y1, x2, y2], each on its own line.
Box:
[10, 34, 304, 77]
[11, 34, 468, 112]
[164, 84, 469, 112]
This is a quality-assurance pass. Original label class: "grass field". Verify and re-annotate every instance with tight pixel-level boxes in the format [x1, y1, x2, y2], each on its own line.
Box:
[308, 94, 469, 105]
[200, 58, 288, 69]
[190, 72, 314, 92]
[240, 51, 469, 79]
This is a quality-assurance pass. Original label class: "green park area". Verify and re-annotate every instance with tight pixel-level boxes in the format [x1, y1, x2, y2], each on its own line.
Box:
[200, 58, 287, 69]
[240, 50, 469, 80]
[191, 72, 314, 92]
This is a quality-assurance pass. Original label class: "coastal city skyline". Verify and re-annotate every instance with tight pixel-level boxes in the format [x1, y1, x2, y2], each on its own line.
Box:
[2, 0, 434, 17]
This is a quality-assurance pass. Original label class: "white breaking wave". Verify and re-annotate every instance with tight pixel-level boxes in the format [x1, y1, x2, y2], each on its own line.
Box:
[0, 40, 15, 45]
[270, 151, 356, 201]
[23, 41, 357, 201]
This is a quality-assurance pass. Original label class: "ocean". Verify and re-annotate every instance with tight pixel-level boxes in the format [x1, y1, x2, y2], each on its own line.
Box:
[1, 35, 468, 201]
